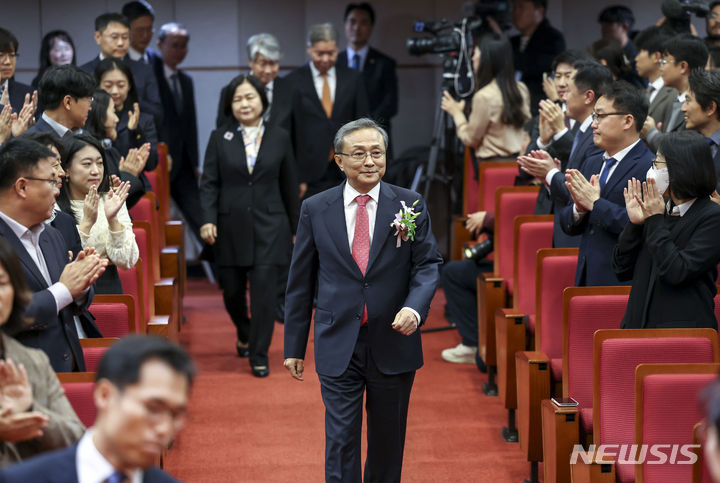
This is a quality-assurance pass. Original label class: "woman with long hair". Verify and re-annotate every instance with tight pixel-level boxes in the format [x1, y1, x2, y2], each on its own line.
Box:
[31, 30, 76, 89]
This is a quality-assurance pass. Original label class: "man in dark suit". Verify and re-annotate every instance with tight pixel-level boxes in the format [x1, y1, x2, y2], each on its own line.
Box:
[123, 1, 160, 65]
[337, 3, 398, 146]
[644, 34, 708, 152]
[634, 26, 677, 126]
[597, 5, 645, 89]
[286, 23, 370, 198]
[284, 119, 442, 482]
[26, 65, 95, 138]
[510, 0, 566, 115]
[0, 28, 36, 116]
[152, 22, 203, 239]
[519, 62, 612, 248]
[215, 33, 294, 134]
[558, 81, 655, 286]
[0, 138, 105, 372]
[80, 13, 163, 132]
[682, 69, 720, 192]
[0, 335, 194, 483]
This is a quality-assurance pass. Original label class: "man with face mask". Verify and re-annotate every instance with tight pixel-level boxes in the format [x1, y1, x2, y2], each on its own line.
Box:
[682, 69, 720, 193]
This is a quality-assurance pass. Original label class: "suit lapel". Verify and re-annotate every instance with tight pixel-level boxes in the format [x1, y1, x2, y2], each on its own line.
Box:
[300, 65, 326, 117]
[324, 185, 362, 276]
[366, 182, 397, 273]
[0, 218, 49, 288]
[224, 126, 250, 176]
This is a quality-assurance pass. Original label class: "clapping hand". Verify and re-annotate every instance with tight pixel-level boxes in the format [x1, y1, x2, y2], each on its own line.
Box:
[104, 181, 130, 227]
[79, 185, 99, 234]
[565, 169, 600, 213]
[119, 143, 150, 177]
[0, 359, 32, 415]
[127, 102, 141, 131]
[538, 99, 565, 145]
[517, 149, 560, 180]
[0, 85, 8, 106]
[632, 177, 665, 219]
[10, 92, 35, 137]
[624, 178, 647, 224]
[0, 104, 12, 144]
[59, 247, 108, 297]
[542, 75, 560, 102]
[0, 405, 48, 442]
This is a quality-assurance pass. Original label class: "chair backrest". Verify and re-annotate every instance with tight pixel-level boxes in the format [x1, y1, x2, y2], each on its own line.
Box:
[593, 328, 718, 449]
[133, 220, 159, 284]
[118, 258, 149, 327]
[534, 248, 578, 355]
[57, 372, 97, 427]
[493, 186, 541, 281]
[563, 286, 631, 402]
[635, 363, 720, 483]
[155, 142, 171, 222]
[129, 192, 163, 247]
[89, 294, 136, 337]
[478, 161, 519, 212]
[512, 215, 553, 315]
[461, 148, 479, 215]
[80, 338, 120, 372]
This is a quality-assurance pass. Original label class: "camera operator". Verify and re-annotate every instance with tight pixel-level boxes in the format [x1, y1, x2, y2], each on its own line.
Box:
[707, 1, 720, 47]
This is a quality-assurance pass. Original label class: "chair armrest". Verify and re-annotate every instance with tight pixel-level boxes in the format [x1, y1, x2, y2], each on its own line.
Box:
[570, 455, 615, 483]
[516, 351, 551, 463]
[147, 315, 170, 338]
[496, 307, 527, 410]
[477, 273, 506, 367]
[164, 220, 184, 247]
[542, 398, 581, 483]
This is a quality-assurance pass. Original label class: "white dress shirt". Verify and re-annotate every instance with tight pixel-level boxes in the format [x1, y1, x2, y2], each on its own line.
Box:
[669, 198, 696, 217]
[342, 182, 421, 326]
[309, 62, 336, 103]
[648, 76, 665, 104]
[42, 112, 71, 137]
[128, 46, 148, 64]
[346, 45, 369, 71]
[77, 430, 143, 483]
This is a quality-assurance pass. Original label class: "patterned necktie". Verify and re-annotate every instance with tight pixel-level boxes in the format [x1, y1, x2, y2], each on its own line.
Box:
[352, 195, 370, 325]
[352, 53, 361, 70]
[321, 73, 333, 118]
[599, 157, 617, 189]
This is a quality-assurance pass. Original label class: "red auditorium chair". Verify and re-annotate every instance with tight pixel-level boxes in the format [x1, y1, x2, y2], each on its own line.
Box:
[152, 142, 172, 223]
[693, 421, 714, 483]
[477, 185, 540, 396]
[635, 363, 720, 483]
[541, 286, 631, 483]
[570, 329, 719, 482]
[57, 372, 97, 427]
[80, 338, 119, 372]
[494, 214, 553, 442]
[450, 156, 519, 261]
[89, 294, 136, 337]
[118, 258, 147, 333]
[515, 247, 578, 481]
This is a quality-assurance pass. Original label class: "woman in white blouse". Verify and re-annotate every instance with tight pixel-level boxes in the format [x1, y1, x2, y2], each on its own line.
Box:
[57, 133, 138, 294]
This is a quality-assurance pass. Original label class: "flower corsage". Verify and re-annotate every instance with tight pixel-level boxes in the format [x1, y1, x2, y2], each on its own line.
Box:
[390, 200, 421, 248]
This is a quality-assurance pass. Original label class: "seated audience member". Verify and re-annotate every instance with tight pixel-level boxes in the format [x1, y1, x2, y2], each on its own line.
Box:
[31, 31, 76, 90]
[589, 39, 640, 88]
[95, 57, 158, 194]
[0, 138, 105, 372]
[683, 69, 720, 193]
[0, 28, 36, 117]
[0, 236, 85, 467]
[614, 131, 720, 330]
[634, 26, 677, 124]
[510, 0, 566, 115]
[216, 33, 293, 133]
[558, 81, 654, 286]
[57, 134, 138, 295]
[80, 13, 163, 131]
[518, 62, 612, 248]
[643, 34, 709, 152]
[85, 89, 148, 208]
[597, 5, 645, 88]
[26, 65, 95, 138]
[122, 1, 159, 65]
[708, 46, 720, 71]
[707, 1, 720, 48]
[0, 335, 195, 483]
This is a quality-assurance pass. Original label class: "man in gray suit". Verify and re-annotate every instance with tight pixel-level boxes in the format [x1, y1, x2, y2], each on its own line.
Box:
[682, 69, 720, 192]
[634, 26, 677, 126]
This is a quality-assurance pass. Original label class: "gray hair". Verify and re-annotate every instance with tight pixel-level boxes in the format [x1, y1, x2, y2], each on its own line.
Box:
[307, 23, 338, 47]
[246, 33, 281, 62]
[158, 22, 189, 42]
[333, 118, 389, 154]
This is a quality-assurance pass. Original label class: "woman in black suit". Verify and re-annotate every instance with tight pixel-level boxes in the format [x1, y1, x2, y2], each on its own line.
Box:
[613, 130, 720, 329]
[200, 74, 299, 377]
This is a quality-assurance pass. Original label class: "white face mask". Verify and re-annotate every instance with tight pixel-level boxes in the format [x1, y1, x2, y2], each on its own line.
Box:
[646, 165, 670, 195]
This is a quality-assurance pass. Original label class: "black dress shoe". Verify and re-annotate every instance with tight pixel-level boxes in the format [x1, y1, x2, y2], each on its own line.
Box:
[251, 365, 269, 378]
[236, 341, 249, 358]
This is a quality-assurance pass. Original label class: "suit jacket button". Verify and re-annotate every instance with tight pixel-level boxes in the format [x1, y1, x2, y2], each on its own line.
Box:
[355, 314, 361, 319]
[248, 181, 252, 186]
[363, 283, 369, 288]
[63, 353, 70, 360]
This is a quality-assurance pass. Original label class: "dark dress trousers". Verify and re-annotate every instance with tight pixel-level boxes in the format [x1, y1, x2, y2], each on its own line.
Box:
[6, 78, 34, 114]
[613, 196, 720, 329]
[0, 442, 180, 482]
[200, 122, 299, 367]
[215, 75, 294, 134]
[285, 64, 370, 193]
[558, 141, 655, 286]
[284, 181, 442, 482]
[0, 218, 101, 372]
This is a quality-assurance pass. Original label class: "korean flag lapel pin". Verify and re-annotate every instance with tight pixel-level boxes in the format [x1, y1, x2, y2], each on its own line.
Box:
[224, 131, 234, 141]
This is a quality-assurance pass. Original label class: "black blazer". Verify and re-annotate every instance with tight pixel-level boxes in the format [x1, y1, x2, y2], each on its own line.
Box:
[199, 123, 299, 266]
[0, 218, 101, 372]
[215, 74, 294, 135]
[81, 55, 164, 130]
[0, 442, 179, 482]
[152, 60, 199, 182]
[285, 64, 370, 183]
[103, 144, 146, 208]
[613, 196, 720, 329]
[7, 78, 33, 114]
[113, 109, 158, 194]
[558, 140, 655, 286]
[49, 210, 83, 259]
[337, 47, 398, 131]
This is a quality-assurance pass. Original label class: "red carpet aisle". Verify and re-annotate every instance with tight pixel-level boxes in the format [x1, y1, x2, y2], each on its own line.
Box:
[164, 280, 535, 482]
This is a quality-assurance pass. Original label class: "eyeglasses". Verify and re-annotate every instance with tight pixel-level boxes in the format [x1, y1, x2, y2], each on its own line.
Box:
[0, 52, 17, 61]
[591, 111, 631, 122]
[659, 58, 674, 66]
[24, 177, 60, 188]
[652, 158, 667, 170]
[336, 151, 386, 161]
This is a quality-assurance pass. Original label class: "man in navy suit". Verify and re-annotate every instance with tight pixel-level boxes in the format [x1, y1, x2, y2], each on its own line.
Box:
[337, 3, 398, 146]
[286, 23, 370, 198]
[518, 62, 612, 247]
[0, 138, 105, 372]
[1, 335, 194, 483]
[284, 119, 442, 482]
[0, 28, 36, 116]
[558, 81, 655, 286]
[123, 1, 161, 66]
[80, 13, 163, 132]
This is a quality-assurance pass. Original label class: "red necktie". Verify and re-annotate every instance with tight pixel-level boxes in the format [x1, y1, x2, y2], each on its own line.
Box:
[352, 195, 370, 324]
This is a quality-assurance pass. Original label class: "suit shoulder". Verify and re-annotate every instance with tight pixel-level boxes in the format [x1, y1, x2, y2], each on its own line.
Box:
[145, 466, 181, 482]
[384, 183, 423, 202]
[369, 47, 396, 66]
[1, 444, 76, 480]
